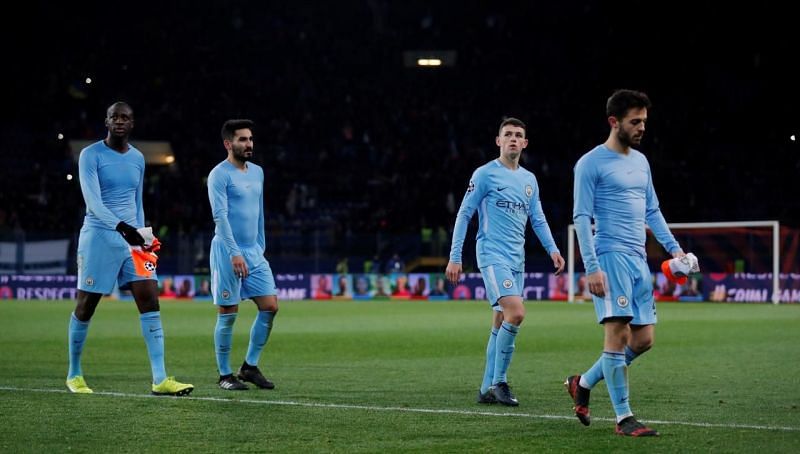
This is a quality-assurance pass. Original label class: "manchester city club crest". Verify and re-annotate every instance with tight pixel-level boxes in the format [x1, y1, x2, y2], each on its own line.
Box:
[502, 279, 513, 289]
[525, 185, 533, 198]
[222, 290, 230, 300]
[85, 277, 94, 287]
[617, 295, 629, 308]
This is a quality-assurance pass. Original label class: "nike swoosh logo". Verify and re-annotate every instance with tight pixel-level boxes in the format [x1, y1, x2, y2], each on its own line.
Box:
[497, 187, 508, 192]
[149, 328, 162, 333]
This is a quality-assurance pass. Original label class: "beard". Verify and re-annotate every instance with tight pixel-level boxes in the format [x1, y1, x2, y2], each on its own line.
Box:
[617, 128, 642, 148]
[232, 145, 253, 162]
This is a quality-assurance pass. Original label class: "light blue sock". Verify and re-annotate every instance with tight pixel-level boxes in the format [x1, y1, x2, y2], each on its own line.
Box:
[492, 321, 519, 385]
[581, 345, 641, 389]
[139, 311, 167, 384]
[67, 313, 90, 379]
[602, 351, 632, 421]
[581, 356, 605, 389]
[245, 311, 275, 367]
[480, 328, 499, 394]
[215, 313, 237, 376]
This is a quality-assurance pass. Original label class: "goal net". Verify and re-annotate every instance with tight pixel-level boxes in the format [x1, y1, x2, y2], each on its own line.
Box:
[566, 221, 792, 304]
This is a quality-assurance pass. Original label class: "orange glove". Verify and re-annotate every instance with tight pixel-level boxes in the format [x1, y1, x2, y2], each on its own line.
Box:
[131, 247, 158, 278]
[130, 235, 161, 278]
[661, 253, 699, 285]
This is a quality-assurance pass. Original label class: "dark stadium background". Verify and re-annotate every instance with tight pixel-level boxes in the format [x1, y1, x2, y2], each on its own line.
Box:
[2, 2, 797, 274]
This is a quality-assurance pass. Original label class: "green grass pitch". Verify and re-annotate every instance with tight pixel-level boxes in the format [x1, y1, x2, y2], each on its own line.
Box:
[1, 299, 798, 452]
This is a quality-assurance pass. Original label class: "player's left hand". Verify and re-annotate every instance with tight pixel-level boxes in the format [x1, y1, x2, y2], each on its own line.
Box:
[672, 249, 686, 259]
[231, 255, 249, 279]
[445, 261, 462, 286]
[551, 252, 565, 276]
[136, 227, 157, 249]
[116, 221, 145, 246]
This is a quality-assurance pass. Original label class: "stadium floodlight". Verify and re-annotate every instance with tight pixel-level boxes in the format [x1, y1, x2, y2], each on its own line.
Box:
[403, 50, 456, 68]
[566, 220, 781, 304]
[417, 58, 442, 66]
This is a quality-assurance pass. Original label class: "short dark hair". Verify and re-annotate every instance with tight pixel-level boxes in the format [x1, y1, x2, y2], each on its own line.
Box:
[106, 101, 133, 117]
[221, 119, 255, 141]
[499, 117, 526, 135]
[606, 89, 651, 118]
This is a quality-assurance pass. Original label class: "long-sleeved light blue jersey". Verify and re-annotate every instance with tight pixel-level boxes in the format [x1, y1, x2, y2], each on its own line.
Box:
[207, 160, 266, 257]
[573, 144, 680, 274]
[449, 159, 559, 272]
[78, 140, 145, 230]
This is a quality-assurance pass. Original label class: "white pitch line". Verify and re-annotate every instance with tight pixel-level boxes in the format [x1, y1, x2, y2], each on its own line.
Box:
[1, 386, 797, 432]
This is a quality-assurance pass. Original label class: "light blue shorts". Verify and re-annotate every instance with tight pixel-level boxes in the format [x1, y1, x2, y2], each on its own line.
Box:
[480, 264, 524, 312]
[76, 226, 156, 294]
[210, 237, 277, 306]
[592, 252, 657, 325]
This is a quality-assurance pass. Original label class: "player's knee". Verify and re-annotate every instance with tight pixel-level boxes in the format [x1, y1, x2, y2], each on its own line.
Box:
[75, 292, 100, 321]
[256, 296, 278, 313]
[504, 310, 524, 326]
[631, 339, 653, 353]
[219, 304, 239, 314]
[73, 305, 95, 321]
[135, 295, 160, 314]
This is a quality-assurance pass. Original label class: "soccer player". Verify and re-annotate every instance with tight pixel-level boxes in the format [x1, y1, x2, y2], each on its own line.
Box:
[566, 89, 685, 437]
[67, 102, 193, 396]
[446, 117, 565, 406]
[208, 119, 278, 391]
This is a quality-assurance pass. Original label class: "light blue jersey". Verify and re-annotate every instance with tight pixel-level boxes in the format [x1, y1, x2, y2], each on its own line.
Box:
[573, 144, 679, 274]
[79, 140, 145, 230]
[76, 141, 151, 293]
[450, 159, 559, 272]
[208, 160, 266, 255]
[574, 144, 680, 324]
[207, 160, 275, 304]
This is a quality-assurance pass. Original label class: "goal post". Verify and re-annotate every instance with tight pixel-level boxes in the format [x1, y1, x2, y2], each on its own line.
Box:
[567, 220, 781, 304]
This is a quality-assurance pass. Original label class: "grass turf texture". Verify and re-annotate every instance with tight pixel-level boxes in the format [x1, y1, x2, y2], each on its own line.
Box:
[1, 299, 798, 452]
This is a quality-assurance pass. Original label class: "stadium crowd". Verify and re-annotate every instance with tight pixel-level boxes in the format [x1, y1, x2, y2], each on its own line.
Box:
[2, 2, 797, 272]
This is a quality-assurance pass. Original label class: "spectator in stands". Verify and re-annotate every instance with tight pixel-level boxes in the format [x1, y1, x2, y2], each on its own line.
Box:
[386, 253, 404, 273]
[429, 276, 448, 297]
[411, 275, 428, 298]
[369, 255, 382, 274]
[549, 274, 569, 300]
[334, 274, 352, 299]
[176, 277, 193, 298]
[196, 278, 212, 297]
[66, 101, 192, 397]
[313, 274, 333, 299]
[335, 257, 349, 274]
[354, 275, 372, 298]
[159, 277, 176, 297]
[391, 274, 411, 297]
[374, 274, 391, 298]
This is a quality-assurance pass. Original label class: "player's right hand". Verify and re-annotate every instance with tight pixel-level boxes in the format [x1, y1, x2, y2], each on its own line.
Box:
[116, 221, 146, 246]
[445, 261, 462, 286]
[586, 270, 607, 298]
[232, 255, 249, 279]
